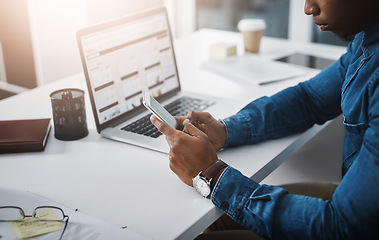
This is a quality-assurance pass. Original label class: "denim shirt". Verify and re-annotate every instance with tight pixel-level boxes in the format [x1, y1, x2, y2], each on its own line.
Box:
[214, 22, 379, 239]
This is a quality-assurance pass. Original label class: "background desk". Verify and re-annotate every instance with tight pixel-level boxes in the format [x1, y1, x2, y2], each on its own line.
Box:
[0, 29, 346, 240]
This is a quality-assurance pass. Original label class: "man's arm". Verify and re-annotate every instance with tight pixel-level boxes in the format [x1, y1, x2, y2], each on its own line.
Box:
[212, 128, 379, 239]
[211, 66, 379, 240]
[222, 51, 352, 148]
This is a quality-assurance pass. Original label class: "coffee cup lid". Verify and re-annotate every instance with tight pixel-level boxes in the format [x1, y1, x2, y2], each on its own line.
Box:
[238, 19, 266, 31]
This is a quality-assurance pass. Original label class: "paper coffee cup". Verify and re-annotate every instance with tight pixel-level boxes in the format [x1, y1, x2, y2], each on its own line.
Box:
[238, 19, 266, 53]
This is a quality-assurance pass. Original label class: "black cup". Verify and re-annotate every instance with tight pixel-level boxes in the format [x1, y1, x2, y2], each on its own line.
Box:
[50, 88, 89, 140]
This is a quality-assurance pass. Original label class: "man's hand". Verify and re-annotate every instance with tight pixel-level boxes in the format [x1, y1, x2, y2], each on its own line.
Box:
[175, 111, 227, 152]
[150, 115, 218, 186]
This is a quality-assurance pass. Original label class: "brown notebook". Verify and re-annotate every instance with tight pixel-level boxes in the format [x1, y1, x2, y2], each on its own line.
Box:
[0, 118, 52, 154]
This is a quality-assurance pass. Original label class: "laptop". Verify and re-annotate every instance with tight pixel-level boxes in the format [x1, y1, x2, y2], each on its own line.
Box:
[76, 7, 238, 153]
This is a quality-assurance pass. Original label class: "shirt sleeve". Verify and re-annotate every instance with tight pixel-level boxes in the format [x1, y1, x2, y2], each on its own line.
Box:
[212, 145, 379, 240]
[221, 44, 354, 148]
[211, 39, 379, 239]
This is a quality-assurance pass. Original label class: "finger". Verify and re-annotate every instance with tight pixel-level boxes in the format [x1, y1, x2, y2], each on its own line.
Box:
[185, 111, 196, 122]
[150, 115, 177, 137]
[196, 112, 213, 123]
[176, 111, 198, 126]
[185, 111, 212, 126]
[182, 111, 199, 126]
[182, 122, 207, 138]
[174, 116, 187, 124]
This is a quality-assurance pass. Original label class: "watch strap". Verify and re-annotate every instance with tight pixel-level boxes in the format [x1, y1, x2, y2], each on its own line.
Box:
[201, 159, 228, 181]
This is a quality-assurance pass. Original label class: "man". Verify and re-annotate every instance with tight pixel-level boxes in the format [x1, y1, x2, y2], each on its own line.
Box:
[151, 0, 379, 239]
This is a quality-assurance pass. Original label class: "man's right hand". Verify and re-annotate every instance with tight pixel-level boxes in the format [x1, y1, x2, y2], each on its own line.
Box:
[175, 111, 227, 152]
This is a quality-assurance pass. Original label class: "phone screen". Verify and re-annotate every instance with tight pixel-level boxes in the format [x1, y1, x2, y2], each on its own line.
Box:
[143, 91, 183, 131]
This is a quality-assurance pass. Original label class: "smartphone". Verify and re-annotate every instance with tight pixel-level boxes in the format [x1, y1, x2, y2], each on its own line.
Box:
[142, 91, 184, 131]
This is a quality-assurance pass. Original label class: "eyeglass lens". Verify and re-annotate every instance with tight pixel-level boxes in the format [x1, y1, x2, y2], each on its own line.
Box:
[0, 206, 25, 221]
[0, 206, 65, 221]
[34, 207, 65, 221]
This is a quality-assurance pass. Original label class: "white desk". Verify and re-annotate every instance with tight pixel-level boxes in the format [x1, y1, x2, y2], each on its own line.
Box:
[0, 29, 346, 240]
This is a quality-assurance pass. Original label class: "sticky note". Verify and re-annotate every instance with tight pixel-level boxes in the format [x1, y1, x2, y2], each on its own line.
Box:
[10, 208, 64, 239]
[210, 43, 237, 60]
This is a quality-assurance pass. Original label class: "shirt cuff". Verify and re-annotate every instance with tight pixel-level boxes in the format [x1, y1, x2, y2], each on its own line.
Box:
[220, 111, 253, 148]
[211, 166, 260, 216]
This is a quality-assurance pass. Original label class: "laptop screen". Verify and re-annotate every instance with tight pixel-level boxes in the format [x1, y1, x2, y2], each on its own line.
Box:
[77, 7, 180, 131]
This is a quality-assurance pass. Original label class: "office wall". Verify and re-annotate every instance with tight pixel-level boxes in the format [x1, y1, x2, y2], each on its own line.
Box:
[0, 0, 37, 89]
[288, 0, 312, 42]
[164, 0, 196, 39]
[0, 42, 6, 83]
[27, 0, 86, 86]
[27, 0, 163, 86]
[85, 0, 163, 25]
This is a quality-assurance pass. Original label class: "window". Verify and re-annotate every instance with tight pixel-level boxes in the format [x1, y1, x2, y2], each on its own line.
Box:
[195, 0, 348, 46]
[196, 0, 290, 39]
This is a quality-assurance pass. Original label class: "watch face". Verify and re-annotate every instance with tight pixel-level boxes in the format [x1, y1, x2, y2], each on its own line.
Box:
[193, 175, 211, 198]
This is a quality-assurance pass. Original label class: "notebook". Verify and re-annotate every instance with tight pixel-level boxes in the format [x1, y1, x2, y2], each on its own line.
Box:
[76, 7, 238, 154]
[0, 118, 51, 154]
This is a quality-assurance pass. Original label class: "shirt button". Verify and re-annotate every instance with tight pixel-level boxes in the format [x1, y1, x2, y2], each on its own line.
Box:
[223, 203, 229, 210]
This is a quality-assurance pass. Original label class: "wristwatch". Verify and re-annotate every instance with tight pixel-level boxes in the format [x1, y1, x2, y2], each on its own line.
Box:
[193, 159, 228, 198]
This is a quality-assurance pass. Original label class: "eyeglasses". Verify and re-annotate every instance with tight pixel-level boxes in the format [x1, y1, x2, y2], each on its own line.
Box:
[0, 206, 69, 240]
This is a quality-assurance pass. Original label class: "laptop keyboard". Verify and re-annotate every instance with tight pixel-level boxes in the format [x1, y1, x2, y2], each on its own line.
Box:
[121, 96, 214, 138]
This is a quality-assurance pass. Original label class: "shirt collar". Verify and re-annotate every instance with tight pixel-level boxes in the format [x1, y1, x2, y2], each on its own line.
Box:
[361, 21, 379, 59]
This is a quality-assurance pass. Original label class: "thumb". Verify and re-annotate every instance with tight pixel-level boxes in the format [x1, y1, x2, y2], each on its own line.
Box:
[150, 115, 177, 137]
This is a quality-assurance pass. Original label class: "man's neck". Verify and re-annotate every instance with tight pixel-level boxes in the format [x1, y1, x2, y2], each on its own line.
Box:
[364, 17, 379, 35]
